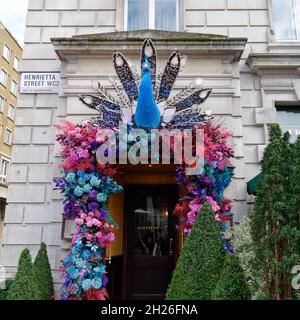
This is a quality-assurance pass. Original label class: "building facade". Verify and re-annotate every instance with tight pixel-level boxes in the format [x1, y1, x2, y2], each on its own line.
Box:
[0, 22, 22, 243]
[0, 0, 300, 298]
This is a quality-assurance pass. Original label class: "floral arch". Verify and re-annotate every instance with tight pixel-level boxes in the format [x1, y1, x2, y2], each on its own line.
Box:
[54, 39, 234, 300]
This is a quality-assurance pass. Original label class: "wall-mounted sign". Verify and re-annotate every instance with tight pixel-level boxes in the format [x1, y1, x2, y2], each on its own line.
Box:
[20, 72, 60, 93]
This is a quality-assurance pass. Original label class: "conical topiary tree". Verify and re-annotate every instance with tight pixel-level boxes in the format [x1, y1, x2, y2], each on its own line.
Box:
[212, 254, 251, 300]
[34, 242, 54, 300]
[166, 204, 225, 300]
[7, 248, 42, 300]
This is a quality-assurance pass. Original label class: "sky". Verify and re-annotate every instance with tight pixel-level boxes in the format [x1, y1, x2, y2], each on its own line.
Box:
[0, 0, 28, 46]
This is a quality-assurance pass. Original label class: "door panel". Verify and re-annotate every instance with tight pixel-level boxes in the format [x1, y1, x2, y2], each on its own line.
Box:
[124, 185, 178, 300]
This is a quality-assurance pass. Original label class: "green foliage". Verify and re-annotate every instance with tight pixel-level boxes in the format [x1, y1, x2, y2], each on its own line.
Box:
[166, 204, 225, 300]
[7, 249, 42, 300]
[233, 216, 265, 299]
[0, 279, 14, 300]
[250, 124, 300, 300]
[34, 242, 54, 300]
[212, 254, 251, 300]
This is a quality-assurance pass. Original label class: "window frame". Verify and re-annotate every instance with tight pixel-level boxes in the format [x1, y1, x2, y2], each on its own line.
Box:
[270, 0, 300, 42]
[0, 68, 8, 87]
[13, 56, 20, 71]
[0, 157, 10, 185]
[10, 79, 18, 96]
[0, 95, 4, 113]
[4, 128, 12, 146]
[7, 104, 15, 120]
[2, 43, 10, 62]
[124, 0, 180, 31]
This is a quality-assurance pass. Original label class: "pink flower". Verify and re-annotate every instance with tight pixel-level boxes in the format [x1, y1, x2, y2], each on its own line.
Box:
[95, 232, 103, 239]
[86, 216, 92, 222]
[79, 149, 89, 159]
[75, 218, 84, 226]
[107, 232, 115, 242]
[187, 211, 197, 224]
[87, 221, 93, 228]
[80, 213, 87, 220]
[189, 203, 202, 213]
[206, 197, 220, 213]
[75, 133, 82, 139]
[92, 218, 99, 226]
[86, 234, 93, 241]
[88, 212, 94, 218]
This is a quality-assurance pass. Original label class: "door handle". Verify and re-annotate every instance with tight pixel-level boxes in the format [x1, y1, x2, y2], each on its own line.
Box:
[169, 238, 174, 256]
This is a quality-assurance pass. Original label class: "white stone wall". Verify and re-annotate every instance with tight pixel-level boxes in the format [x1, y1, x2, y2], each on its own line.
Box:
[1, 0, 300, 295]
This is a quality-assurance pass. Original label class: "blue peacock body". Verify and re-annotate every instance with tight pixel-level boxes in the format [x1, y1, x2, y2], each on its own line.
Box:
[79, 39, 212, 130]
[135, 57, 161, 128]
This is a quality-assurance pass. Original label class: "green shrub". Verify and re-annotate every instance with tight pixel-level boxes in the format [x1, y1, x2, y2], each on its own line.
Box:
[34, 242, 54, 300]
[212, 254, 251, 300]
[7, 249, 42, 300]
[166, 204, 225, 300]
[0, 279, 14, 300]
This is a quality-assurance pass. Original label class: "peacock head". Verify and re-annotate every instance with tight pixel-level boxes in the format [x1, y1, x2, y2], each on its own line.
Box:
[142, 56, 151, 75]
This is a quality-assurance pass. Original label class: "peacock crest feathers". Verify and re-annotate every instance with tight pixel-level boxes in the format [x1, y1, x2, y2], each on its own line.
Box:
[79, 39, 212, 130]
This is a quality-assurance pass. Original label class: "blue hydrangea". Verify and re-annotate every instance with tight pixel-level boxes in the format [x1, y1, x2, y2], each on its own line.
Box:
[81, 279, 92, 291]
[96, 193, 107, 203]
[91, 277, 102, 289]
[82, 250, 91, 260]
[83, 173, 92, 181]
[74, 186, 84, 197]
[68, 265, 79, 279]
[77, 178, 85, 187]
[66, 172, 76, 183]
[90, 176, 101, 187]
[83, 184, 92, 193]
[94, 264, 106, 275]
[76, 170, 84, 178]
[75, 258, 85, 269]
[63, 187, 71, 196]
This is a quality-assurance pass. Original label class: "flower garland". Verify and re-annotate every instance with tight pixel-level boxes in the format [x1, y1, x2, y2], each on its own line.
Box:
[54, 120, 234, 300]
[54, 121, 122, 300]
[173, 123, 234, 253]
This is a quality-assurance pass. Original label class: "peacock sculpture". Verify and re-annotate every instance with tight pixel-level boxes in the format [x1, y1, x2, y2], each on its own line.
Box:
[79, 39, 212, 130]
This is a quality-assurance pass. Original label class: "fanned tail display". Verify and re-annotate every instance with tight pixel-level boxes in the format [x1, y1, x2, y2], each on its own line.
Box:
[80, 39, 214, 129]
[141, 39, 157, 91]
[113, 52, 138, 102]
[157, 51, 181, 102]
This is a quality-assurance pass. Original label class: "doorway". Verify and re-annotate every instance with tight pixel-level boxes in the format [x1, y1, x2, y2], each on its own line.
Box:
[123, 184, 178, 300]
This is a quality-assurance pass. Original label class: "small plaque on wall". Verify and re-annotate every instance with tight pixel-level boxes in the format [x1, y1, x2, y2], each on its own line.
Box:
[61, 214, 77, 240]
[20, 72, 60, 93]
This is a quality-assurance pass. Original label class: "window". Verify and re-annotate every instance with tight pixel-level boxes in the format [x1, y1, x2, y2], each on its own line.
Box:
[7, 104, 14, 120]
[126, 0, 178, 31]
[0, 69, 8, 86]
[276, 106, 300, 142]
[272, 0, 300, 40]
[13, 56, 19, 70]
[2, 44, 10, 61]
[0, 158, 10, 184]
[4, 128, 12, 145]
[0, 96, 4, 113]
[11, 80, 17, 95]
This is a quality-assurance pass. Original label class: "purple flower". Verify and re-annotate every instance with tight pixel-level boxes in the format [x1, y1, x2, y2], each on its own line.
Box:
[102, 275, 108, 287]
[88, 202, 99, 211]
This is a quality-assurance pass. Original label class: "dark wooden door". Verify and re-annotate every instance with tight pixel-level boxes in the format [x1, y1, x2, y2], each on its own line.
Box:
[123, 185, 178, 300]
